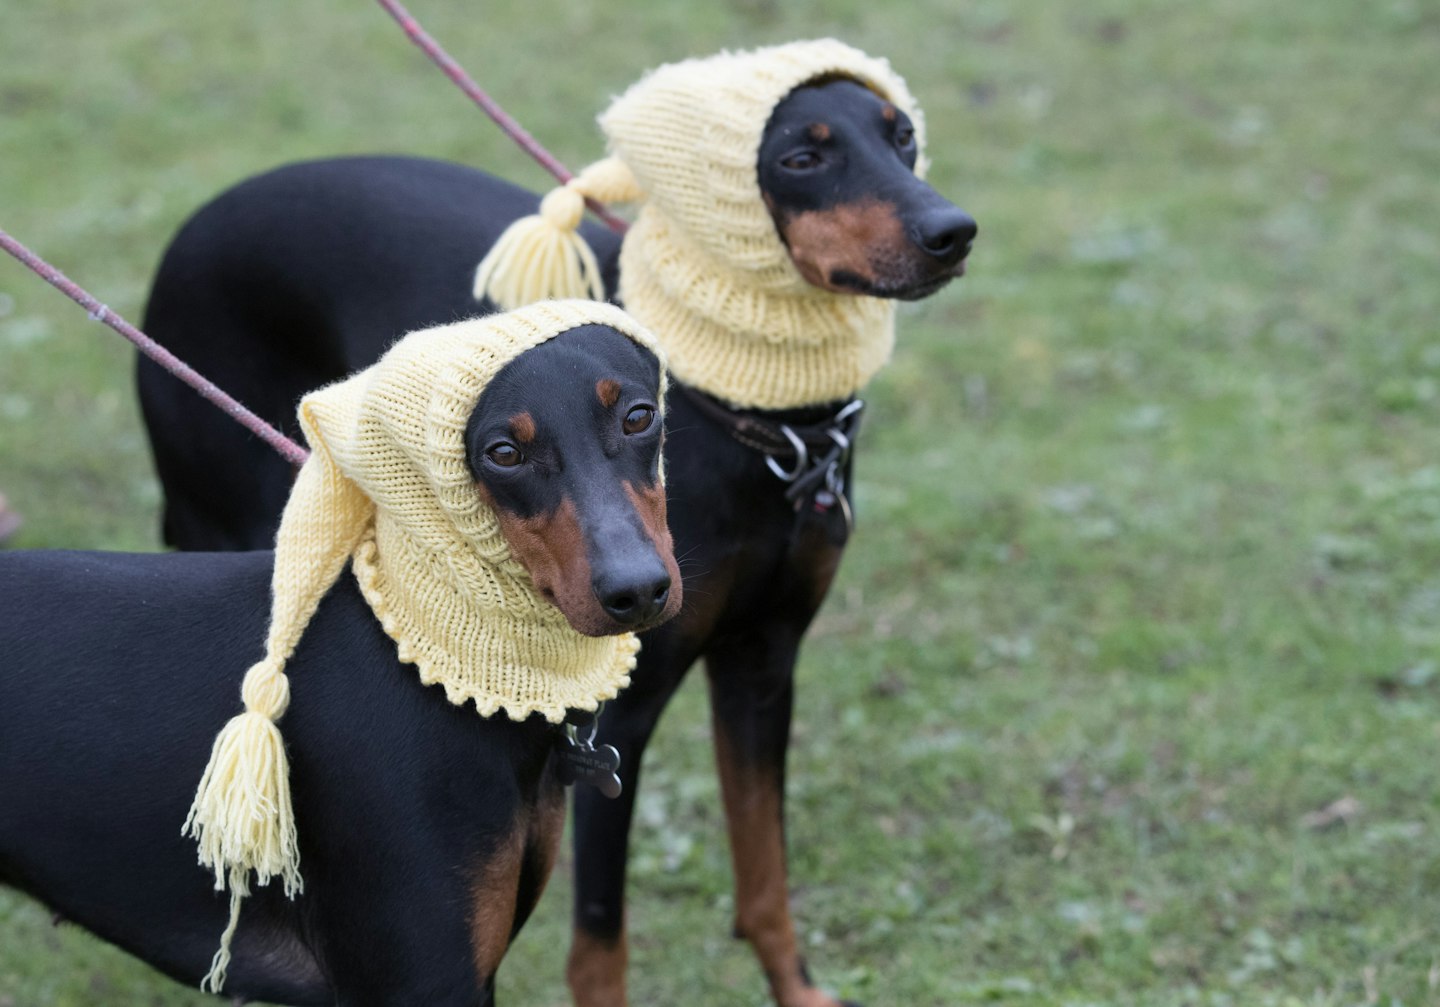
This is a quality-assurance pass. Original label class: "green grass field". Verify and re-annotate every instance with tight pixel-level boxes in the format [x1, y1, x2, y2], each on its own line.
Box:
[3, 0, 1439, 1004]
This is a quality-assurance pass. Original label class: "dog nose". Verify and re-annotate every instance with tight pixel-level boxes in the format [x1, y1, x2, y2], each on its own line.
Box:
[594, 563, 672, 627]
[914, 208, 978, 266]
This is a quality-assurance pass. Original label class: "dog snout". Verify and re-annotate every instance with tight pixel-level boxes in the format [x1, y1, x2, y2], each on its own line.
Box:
[913, 207, 978, 267]
[593, 559, 672, 629]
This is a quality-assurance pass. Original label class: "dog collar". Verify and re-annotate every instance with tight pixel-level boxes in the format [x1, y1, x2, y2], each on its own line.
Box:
[675, 383, 864, 530]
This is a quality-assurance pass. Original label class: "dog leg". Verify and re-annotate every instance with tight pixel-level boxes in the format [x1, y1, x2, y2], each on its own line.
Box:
[706, 630, 856, 1007]
[568, 652, 692, 1007]
[566, 924, 628, 1007]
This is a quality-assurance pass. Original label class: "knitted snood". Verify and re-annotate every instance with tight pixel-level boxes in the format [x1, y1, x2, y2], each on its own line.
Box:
[616, 207, 898, 408]
[475, 39, 927, 409]
[315, 309, 648, 723]
[601, 39, 928, 291]
[184, 299, 662, 992]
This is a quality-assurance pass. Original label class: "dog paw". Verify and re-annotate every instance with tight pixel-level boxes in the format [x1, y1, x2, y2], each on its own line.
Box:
[784, 990, 859, 1007]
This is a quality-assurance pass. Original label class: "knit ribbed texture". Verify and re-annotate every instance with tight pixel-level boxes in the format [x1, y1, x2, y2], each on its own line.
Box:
[473, 158, 644, 307]
[617, 205, 897, 408]
[474, 39, 926, 409]
[184, 299, 663, 992]
[601, 39, 928, 288]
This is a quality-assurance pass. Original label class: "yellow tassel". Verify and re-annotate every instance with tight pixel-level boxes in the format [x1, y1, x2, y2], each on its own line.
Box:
[473, 183, 605, 310]
[183, 658, 302, 992]
[199, 881, 247, 993]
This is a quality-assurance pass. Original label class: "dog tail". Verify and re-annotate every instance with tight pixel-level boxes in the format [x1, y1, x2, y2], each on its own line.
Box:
[474, 157, 641, 310]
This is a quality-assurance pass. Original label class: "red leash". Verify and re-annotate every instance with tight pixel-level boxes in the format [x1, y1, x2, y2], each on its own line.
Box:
[0, 227, 311, 467]
[374, 0, 629, 235]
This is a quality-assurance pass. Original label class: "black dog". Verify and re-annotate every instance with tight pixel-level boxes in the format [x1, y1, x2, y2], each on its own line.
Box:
[0, 325, 676, 1005]
[139, 78, 975, 1007]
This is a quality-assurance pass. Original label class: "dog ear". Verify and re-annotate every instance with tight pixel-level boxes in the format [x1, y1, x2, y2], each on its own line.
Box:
[473, 157, 642, 310]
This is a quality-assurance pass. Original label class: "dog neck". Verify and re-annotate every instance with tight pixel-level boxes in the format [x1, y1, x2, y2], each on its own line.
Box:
[351, 506, 639, 725]
[618, 205, 896, 410]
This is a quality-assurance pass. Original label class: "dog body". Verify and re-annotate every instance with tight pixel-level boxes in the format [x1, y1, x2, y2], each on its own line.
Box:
[138, 80, 974, 1007]
[0, 548, 555, 1005]
[1, 327, 674, 1005]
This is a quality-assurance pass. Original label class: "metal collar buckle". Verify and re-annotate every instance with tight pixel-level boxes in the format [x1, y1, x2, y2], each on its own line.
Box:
[764, 399, 864, 531]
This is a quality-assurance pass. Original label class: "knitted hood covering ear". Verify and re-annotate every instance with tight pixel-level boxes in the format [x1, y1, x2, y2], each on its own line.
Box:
[183, 299, 663, 992]
[475, 39, 926, 409]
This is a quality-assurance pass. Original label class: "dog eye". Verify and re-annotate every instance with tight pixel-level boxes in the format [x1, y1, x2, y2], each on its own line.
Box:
[485, 442, 524, 467]
[622, 405, 655, 435]
[780, 150, 822, 171]
[895, 126, 915, 149]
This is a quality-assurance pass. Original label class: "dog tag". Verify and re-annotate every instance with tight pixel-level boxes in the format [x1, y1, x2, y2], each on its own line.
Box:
[556, 740, 623, 799]
[556, 708, 623, 798]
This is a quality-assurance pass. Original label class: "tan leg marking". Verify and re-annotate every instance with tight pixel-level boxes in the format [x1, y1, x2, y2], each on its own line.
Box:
[567, 927, 628, 1007]
[526, 779, 567, 909]
[468, 818, 528, 985]
[713, 723, 839, 1007]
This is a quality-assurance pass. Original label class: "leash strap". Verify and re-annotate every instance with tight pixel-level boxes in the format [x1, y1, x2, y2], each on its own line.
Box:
[8, 4, 632, 467]
[374, 0, 628, 235]
[0, 227, 311, 467]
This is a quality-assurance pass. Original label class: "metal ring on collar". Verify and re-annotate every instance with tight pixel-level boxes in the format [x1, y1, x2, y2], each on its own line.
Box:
[764, 425, 809, 482]
[565, 703, 603, 747]
[834, 399, 865, 427]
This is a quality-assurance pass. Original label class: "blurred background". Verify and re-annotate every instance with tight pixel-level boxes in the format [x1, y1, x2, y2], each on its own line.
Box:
[2, 0, 1437, 1004]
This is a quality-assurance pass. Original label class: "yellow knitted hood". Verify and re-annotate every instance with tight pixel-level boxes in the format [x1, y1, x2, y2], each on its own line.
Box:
[601, 38, 927, 289]
[475, 39, 927, 409]
[183, 299, 664, 991]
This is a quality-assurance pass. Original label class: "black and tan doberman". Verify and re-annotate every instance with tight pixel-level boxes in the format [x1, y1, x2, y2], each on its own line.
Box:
[138, 78, 976, 1006]
[0, 324, 677, 1005]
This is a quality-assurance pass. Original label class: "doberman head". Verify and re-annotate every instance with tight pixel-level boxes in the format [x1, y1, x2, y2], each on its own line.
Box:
[760, 77, 978, 300]
[465, 324, 682, 637]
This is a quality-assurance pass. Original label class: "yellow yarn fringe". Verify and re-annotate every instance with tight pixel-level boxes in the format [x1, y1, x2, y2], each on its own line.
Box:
[473, 157, 643, 310]
[201, 884, 248, 994]
[473, 185, 604, 309]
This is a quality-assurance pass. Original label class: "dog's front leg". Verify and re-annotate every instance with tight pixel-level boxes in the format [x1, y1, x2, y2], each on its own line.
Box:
[705, 628, 858, 1007]
[568, 648, 693, 1007]
[317, 836, 522, 1007]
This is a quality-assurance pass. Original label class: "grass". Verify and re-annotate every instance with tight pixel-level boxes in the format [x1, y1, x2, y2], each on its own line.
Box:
[3, 0, 1439, 1004]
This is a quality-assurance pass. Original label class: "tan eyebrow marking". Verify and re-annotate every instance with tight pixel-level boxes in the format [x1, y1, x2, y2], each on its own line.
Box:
[806, 122, 831, 142]
[596, 379, 622, 409]
[510, 412, 536, 444]
[882, 103, 897, 122]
